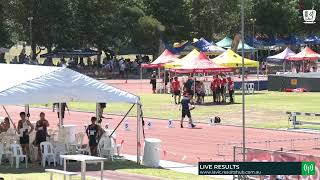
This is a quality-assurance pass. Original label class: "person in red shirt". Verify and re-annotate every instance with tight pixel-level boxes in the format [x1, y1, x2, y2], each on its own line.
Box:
[221, 75, 227, 103]
[215, 75, 222, 103]
[210, 76, 217, 103]
[171, 76, 181, 104]
[227, 77, 235, 103]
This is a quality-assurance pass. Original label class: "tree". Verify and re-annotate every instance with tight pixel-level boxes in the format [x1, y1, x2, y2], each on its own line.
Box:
[0, 0, 11, 47]
[190, 0, 245, 40]
[120, 6, 165, 55]
[6, 0, 71, 58]
[143, 0, 191, 42]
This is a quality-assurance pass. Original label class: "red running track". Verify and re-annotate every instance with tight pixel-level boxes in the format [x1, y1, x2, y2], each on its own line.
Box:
[2, 105, 319, 165]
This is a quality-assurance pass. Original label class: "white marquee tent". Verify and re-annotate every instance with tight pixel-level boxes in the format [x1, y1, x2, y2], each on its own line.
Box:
[0, 64, 143, 163]
[0, 64, 140, 105]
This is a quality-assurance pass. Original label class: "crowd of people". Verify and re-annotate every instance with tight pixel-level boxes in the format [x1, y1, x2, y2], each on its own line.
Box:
[149, 73, 235, 129]
[0, 112, 108, 163]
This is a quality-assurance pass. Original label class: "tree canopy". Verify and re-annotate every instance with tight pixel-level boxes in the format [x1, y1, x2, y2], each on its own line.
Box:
[1, 0, 319, 57]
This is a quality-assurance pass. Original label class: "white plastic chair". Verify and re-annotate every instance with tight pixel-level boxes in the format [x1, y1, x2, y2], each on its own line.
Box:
[74, 132, 87, 154]
[54, 143, 68, 166]
[10, 144, 27, 168]
[98, 136, 115, 161]
[40, 142, 56, 167]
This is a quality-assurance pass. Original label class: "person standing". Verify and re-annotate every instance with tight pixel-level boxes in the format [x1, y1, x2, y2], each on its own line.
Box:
[227, 77, 235, 103]
[184, 75, 195, 100]
[215, 75, 222, 104]
[150, 71, 157, 94]
[210, 76, 217, 103]
[35, 112, 50, 159]
[180, 93, 196, 128]
[54, 103, 68, 121]
[171, 76, 181, 104]
[98, 103, 106, 123]
[221, 76, 228, 103]
[86, 117, 101, 156]
[17, 112, 34, 161]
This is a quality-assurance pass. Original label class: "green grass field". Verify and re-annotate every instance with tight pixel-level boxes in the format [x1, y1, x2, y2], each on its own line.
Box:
[35, 91, 320, 129]
[0, 160, 219, 180]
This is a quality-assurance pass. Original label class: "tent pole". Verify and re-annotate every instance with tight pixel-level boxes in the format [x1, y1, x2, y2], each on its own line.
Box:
[257, 67, 260, 91]
[163, 69, 166, 93]
[2, 106, 18, 134]
[109, 104, 135, 137]
[140, 66, 142, 92]
[96, 103, 100, 125]
[137, 103, 141, 164]
[25, 104, 30, 120]
[283, 60, 285, 73]
[59, 102, 63, 127]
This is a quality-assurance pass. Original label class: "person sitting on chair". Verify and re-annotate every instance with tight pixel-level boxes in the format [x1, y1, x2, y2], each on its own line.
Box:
[0, 117, 10, 133]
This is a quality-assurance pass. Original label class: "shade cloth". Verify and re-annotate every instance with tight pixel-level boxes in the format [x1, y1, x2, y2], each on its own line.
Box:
[169, 50, 232, 73]
[267, 47, 296, 62]
[0, 64, 140, 105]
[141, 49, 179, 68]
[212, 49, 259, 68]
[288, 47, 320, 61]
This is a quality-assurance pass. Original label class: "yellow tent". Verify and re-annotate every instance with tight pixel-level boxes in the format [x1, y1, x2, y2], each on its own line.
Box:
[212, 49, 259, 68]
[164, 49, 200, 68]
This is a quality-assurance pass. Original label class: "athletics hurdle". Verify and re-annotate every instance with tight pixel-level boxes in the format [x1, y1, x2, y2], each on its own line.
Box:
[286, 111, 320, 129]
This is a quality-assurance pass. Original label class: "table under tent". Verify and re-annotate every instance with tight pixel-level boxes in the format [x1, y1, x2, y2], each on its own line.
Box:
[0, 64, 143, 163]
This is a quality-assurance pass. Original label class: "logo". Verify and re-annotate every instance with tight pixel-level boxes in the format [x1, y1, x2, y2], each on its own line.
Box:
[301, 162, 315, 175]
[303, 10, 316, 24]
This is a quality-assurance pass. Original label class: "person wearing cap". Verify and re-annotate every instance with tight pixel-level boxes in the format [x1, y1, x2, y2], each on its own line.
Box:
[180, 93, 196, 128]
[150, 71, 157, 94]
[86, 117, 101, 156]
[227, 77, 235, 103]
[171, 76, 181, 104]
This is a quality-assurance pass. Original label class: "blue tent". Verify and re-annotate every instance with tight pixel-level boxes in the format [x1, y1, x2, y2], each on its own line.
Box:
[304, 35, 320, 45]
[164, 41, 190, 54]
[192, 38, 226, 55]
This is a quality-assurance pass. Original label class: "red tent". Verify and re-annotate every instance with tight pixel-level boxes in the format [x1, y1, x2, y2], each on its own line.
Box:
[288, 47, 320, 61]
[141, 49, 179, 68]
[170, 51, 232, 74]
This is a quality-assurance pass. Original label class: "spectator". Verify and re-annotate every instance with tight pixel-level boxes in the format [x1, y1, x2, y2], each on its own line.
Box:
[11, 56, 18, 64]
[35, 112, 49, 160]
[184, 75, 195, 100]
[0, 117, 10, 133]
[17, 112, 34, 162]
[210, 76, 217, 103]
[171, 76, 181, 104]
[221, 75, 227, 103]
[150, 71, 157, 94]
[195, 81, 205, 104]
[227, 77, 235, 103]
[86, 117, 101, 156]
